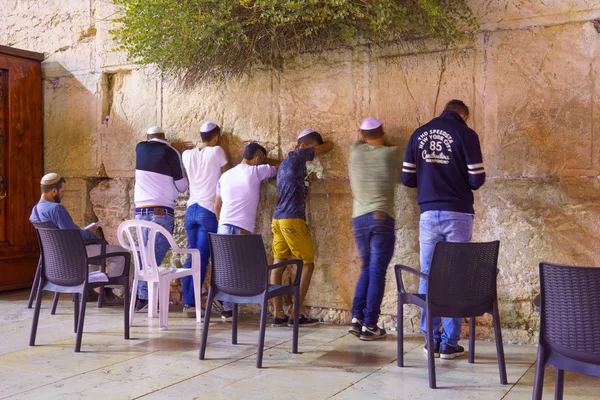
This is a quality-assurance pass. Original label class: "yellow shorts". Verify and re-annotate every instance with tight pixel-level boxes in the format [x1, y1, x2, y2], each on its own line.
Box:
[271, 218, 315, 264]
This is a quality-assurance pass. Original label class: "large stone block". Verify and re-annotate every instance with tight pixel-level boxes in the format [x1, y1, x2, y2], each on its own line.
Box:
[483, 23, 600, 177]
[60, 177, 96, 228]
[100, 67, 161, 177]
[89, 178, 134, 245]
[43, 73, 101, 177]
[92, 0, 130, 69]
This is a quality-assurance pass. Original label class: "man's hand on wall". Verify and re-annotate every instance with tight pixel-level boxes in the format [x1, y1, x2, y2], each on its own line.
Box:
[172, 141, 195, 153]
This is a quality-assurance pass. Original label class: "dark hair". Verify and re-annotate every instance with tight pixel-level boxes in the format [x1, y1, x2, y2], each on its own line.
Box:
[243, 142, 267, 160]
[361, 126, 384, 140]
[200, 126, 221, 143]
[444, 99, 469, 116]
[297, 131, 323, 146]
[41, 177, 66, 193]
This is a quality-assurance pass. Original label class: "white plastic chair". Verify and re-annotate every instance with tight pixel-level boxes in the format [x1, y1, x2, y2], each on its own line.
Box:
[117, 219, 201, 330]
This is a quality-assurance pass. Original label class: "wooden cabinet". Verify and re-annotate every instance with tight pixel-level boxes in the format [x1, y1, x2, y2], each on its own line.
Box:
[0, 46, 43, 291]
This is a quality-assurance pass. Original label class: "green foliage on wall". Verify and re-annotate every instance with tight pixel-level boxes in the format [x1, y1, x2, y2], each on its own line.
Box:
[111, 0, 478, 83]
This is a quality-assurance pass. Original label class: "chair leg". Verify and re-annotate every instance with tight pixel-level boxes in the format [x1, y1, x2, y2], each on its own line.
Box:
[159, 280, 170, 330]
[129, 278, 138, 327]
[75, 288, 87, 352]
[256, 299, 268, 368]
[493, 301, 508, 384]
[426, 309, 437, 389]
[123, 279, 130, 339]
[554, 369, 564, 400]
[29, 280, 45, 346]
[73, 294, 79, 333]
[533, 344, 546, 400]
[397, 295, 404, 367]
[51, 292, 60, 315]
[469, 317, 476, 364]
[232, 303, 238, 345]
[192, 272, 202, 324]
[27, 260, 42, 309]
[199, 289, 214, 360]
[148, 281, 159, 319]
[98, 285, 105, 308]
[292, 286, 300, 354]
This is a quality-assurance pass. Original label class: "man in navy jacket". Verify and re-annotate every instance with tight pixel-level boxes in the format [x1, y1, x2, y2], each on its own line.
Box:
[401, 99, 485, 360]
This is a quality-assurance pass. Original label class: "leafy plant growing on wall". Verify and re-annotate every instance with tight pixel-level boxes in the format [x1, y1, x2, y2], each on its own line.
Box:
[111, 0, 478, 84]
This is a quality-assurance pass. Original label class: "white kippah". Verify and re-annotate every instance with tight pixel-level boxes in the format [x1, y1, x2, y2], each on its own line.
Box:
[200, 121, 218, 133]
[146, 126, 164, 135]
[41, 173, 61, 185]
[360, 117, 382, 131]
[298, 128, 315, 139]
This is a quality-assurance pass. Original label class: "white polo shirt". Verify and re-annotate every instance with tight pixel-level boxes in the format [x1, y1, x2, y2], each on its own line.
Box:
[216, 163, 277, 232]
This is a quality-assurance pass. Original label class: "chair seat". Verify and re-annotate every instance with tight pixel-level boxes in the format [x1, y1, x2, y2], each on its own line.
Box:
[89, 271, 109, 283]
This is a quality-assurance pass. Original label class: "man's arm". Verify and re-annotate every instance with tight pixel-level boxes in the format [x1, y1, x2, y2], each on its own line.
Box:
[215, 196, 223, 221]
[465, 132, 486, 190]
[315, 141, 333, 156]
[54, 206, 96, 240]
[169, 148, 189, 193]
[219, 135, 233, 173]
[401, 137, 418, 187]
[263, 158, 281, 169]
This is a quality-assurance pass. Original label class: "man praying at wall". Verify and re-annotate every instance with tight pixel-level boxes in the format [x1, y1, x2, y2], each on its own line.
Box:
[214, 142, 280, 321]
[348, 117, 402, 341]
[402, 99, 485, 359]
[30, 173, 127, 303]
[269, 129, 333, 327]
[181, 121, 232, 317]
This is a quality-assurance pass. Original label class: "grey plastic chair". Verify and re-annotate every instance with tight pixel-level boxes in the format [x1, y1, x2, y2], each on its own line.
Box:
[533, 262, 600, 400]
[29, 221, 111, 312]
[29, 227, 130, 352]
[395, 240, 507, 389]
[199, 233, 302, 368]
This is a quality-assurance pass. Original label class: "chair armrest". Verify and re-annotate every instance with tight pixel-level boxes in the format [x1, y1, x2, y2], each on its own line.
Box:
[268, 259, 304, 286]
[171, 248, 200, 256]
[84, 238, 108, 246]
[87, 252, 131, 277]
[394, 264, 427, 293]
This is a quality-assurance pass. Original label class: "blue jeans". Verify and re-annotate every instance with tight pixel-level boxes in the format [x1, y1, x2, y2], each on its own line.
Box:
[134, 213, 174, 300]
[217, 224, 247, 312]
[419, 210, 473, 347]
[351, 212, 396, 328]
[182, 204, 218, 306]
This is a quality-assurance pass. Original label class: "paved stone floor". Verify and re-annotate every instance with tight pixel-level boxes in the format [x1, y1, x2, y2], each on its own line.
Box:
[0, 290, 598, 399]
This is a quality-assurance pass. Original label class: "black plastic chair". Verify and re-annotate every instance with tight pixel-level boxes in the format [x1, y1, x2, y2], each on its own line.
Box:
[199, 233, 302, 368]
[533, 262, 600, 400]
[395, 240, 507, 389]
[29, 222, 111, 312]
[29, 228, 131, 352]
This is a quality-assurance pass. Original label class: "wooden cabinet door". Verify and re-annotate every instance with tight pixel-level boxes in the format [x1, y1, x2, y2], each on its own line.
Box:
[0, 48, 43, 291]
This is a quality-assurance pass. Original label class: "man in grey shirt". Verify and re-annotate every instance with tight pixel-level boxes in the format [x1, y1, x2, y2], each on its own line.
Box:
[347, 117, 402, 341]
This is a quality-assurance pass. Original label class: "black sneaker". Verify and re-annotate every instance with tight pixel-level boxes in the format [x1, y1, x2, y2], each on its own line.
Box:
[348, 318, 363, 337]
[135, 299, 148, 313]
[221, 310, 233, 322]
[423, 342, 441, 358]
[183, 304, 196, 318]
[272, 314, 288, 327]
[360, 325, 386, 341]
[440, 344, 465, 359]
[288, 315, 320, 327]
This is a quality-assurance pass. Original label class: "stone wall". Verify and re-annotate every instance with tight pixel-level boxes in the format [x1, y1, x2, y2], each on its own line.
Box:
[2, 0, 600, 343]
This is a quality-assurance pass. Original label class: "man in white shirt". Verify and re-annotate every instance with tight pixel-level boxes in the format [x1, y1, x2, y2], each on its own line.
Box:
[215, 142, 279, 321]
[181, 121, 232, 316]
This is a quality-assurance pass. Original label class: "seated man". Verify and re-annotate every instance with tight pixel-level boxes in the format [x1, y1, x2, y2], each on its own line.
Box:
[29, 173, 127, 301]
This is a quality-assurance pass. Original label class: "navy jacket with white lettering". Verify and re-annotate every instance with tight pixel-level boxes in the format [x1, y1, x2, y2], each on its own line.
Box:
[401, 110, 485, 214]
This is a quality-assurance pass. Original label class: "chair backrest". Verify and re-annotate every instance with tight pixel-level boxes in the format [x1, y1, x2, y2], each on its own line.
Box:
[36, 228, 88, 286]
[208, 233, 269, 297]
[539, 262, 600, 364]
[427, 241, 500, 310]
[117, 219, 178, 281]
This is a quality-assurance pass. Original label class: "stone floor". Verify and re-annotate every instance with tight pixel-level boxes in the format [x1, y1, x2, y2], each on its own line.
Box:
[0, 290, 598, 399]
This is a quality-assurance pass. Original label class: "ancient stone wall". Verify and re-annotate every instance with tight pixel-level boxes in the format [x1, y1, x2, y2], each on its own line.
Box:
[2, 0, 600, 343]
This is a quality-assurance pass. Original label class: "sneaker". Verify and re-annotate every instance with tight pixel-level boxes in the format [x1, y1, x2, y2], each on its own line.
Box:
[288, 315, 320, 327]
[348, 318, 363, 337]
[182, 304, 196, 318]
[440, 344, 465, 359]
[359, 325, 387, 341]
[423, 343, 441, 358]
[101, 289, 124, 307]
[221, 310, 233, 322]
[135, 299, 148, 313]
[272, 314, 288, 327]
